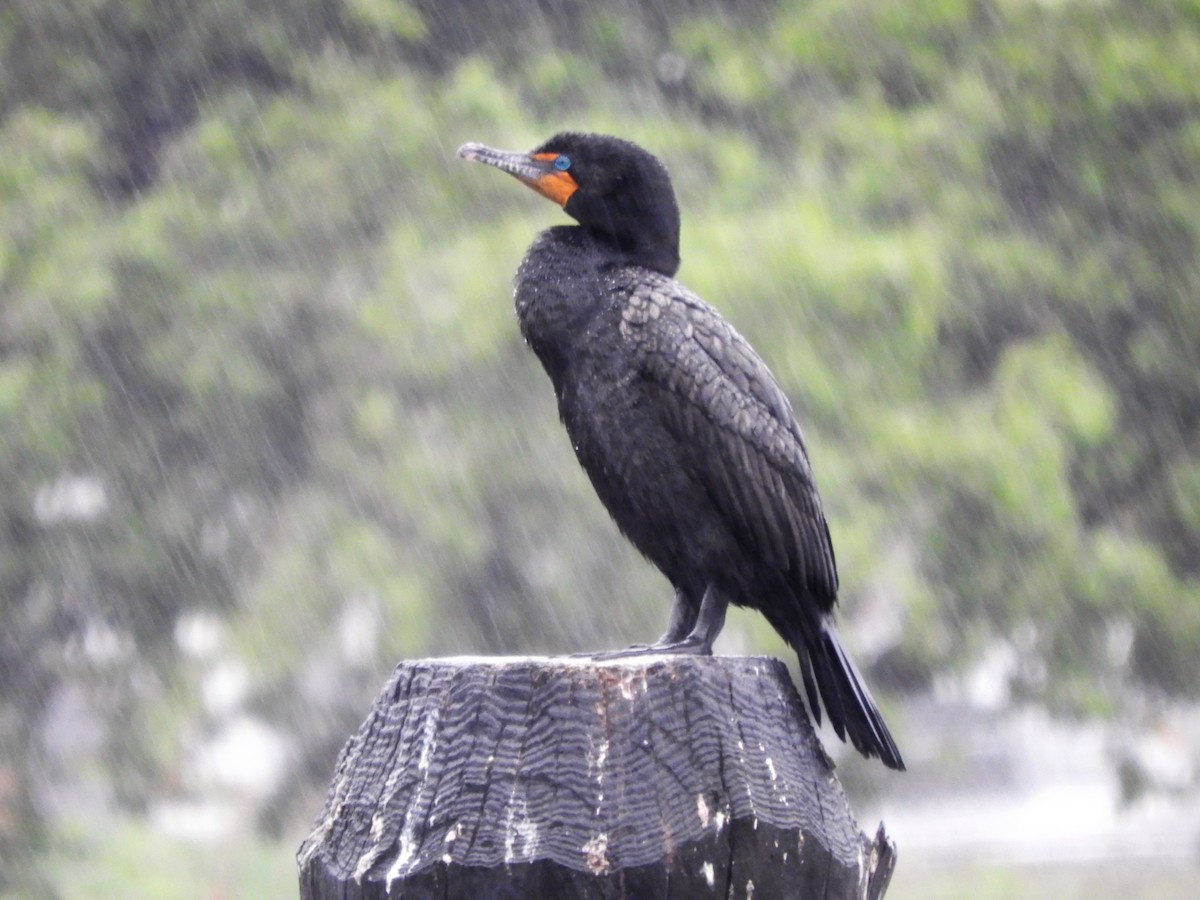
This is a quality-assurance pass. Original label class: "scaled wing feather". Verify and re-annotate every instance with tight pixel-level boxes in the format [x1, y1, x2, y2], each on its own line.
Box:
[617, 273, 838, 598]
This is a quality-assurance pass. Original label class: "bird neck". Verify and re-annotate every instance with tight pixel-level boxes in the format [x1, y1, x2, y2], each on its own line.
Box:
[562, 177, 681, 276]
[591, 225, 680, 277]
[514, 227, 622, 380]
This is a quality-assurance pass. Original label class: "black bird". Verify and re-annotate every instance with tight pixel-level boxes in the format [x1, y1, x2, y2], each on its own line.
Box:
[458, 133, 904, 770]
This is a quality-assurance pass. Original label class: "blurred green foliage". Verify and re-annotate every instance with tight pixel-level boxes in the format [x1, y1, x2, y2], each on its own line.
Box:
[1, 0, 1198, 893]
[42, 814, 297, 899]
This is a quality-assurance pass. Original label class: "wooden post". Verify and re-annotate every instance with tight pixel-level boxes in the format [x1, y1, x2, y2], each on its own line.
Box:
[298, 656, 895, 899]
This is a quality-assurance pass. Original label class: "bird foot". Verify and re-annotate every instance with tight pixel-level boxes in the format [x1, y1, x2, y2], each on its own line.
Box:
[590, 637, 713, 660]
[568, 643, 647, 660]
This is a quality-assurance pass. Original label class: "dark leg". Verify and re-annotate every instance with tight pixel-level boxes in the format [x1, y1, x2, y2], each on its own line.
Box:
[656, 587, 699, 645]
[673, 584, 728, 655]
[593, 585, 727, 659]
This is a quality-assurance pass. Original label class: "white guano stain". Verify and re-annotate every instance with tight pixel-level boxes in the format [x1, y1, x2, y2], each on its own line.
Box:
[589, 736, 610, 814]
[583, 833, 610, 875]
[697, 793, 711, 827]
[619, 671, 643, 700]
[701, 861, 715, 888]
[514, 819, 539, 859]
[504, 816, 542, 864]
[352, 764, 410, 883]
[352, 848, 375, 884]
[504, 796, 540, 864]
[385, 824, 418, 891]
[417, 710, 439, 772]
[765, 757, 777, 782]
[442, 820, 464, 866]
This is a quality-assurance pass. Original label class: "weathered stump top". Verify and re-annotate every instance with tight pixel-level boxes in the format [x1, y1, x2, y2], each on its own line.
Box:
[298, 655, 894, 899]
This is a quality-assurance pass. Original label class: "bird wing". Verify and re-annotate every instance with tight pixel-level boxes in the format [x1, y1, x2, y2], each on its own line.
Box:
[616, 272, 839, 598]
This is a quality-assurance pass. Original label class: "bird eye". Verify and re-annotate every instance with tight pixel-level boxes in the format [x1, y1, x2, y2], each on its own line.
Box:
[554, 155, 572, 171]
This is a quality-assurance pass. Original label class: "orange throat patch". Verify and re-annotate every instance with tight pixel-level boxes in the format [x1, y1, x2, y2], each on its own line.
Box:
[530, 153, 578, 206]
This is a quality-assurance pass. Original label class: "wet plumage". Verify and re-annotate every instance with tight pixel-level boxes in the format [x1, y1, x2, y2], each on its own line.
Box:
[458, 132, 904, 770]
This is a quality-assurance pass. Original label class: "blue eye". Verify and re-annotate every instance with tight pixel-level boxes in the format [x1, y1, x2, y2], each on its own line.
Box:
[554, 155, 572, 171]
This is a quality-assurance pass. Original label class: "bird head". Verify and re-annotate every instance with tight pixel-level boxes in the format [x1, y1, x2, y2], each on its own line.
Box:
[457, 132, 681, 275]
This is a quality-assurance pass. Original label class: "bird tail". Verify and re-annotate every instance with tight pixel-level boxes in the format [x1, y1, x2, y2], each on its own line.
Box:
[797, 617, 905, 771]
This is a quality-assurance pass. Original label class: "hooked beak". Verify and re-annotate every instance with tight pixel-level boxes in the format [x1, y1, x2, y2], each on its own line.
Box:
[457, 142, 578, 207]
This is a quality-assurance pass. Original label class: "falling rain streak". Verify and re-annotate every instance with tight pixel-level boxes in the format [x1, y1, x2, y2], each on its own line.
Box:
[2, 1, 1198, 897]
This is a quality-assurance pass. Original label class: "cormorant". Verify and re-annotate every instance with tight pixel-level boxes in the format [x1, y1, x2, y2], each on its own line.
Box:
[458, 133, 904, 770]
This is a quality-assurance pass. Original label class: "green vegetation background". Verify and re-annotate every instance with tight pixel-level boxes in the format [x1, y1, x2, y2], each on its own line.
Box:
[2, 0, 1198, 895]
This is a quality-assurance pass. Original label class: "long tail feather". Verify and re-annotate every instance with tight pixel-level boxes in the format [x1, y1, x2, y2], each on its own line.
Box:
[803, 618, 905, 771]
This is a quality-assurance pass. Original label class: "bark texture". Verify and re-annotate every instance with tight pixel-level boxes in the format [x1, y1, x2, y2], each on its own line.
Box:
[298, 655, 895, 899]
